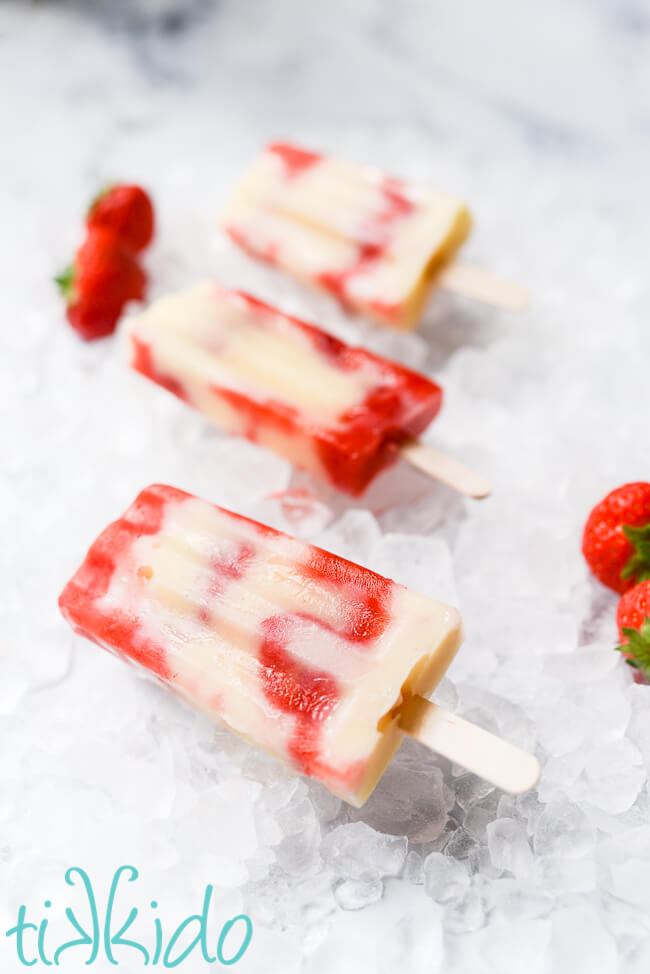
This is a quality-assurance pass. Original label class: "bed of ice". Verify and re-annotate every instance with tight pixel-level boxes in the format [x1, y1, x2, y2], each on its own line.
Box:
[3, 0, 650, 970]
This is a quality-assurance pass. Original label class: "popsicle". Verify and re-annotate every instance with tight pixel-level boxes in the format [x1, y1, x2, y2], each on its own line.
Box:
[128, 283, 490, 498]
[221, 141, 529, 330]
[58, 485, 540, 806]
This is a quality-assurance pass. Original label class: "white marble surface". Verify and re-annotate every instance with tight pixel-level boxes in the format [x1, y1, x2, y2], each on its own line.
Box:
[3, 0, 650, 971]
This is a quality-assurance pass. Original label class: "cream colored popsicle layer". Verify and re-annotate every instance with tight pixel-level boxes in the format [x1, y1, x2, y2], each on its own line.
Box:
[222, 142, 472, 329]
[128, 284, 443, 495]
[58, 485, 463, 806]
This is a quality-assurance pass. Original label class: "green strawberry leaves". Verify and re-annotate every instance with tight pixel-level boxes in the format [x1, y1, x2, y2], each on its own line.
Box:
[621, 523, 650, 584]
[617, 615, 650, 678]
[54, 265, 76, 303]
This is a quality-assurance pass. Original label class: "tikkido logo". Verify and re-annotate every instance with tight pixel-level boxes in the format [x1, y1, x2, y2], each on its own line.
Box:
[5, 866, 253, 968]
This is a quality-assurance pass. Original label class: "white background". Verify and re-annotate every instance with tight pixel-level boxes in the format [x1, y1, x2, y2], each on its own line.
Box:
[3, 1, 650, 971]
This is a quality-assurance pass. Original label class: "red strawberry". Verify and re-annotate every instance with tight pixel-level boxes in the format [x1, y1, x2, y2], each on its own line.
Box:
[87, 184, 154, 253]
[616, 580, 650, 683]
[56, 227, 147, 341]
[582, 483, 650, 593]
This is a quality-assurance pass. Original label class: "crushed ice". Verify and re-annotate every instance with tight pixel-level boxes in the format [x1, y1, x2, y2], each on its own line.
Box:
[4, 0, 650, 969]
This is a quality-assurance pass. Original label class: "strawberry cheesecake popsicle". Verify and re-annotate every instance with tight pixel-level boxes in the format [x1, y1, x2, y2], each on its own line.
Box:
[59, 485, 539, 805]
[128, 284, 489, 498]
[222, 142, 473, 330]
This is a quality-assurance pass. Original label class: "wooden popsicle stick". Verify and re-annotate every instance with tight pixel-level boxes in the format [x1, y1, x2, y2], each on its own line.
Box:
[438, 262, 530, 311]
[399, 695, 540, 794]
[400, 439, 491, 499]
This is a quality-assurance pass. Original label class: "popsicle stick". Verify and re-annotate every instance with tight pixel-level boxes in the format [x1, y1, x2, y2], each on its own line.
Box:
[438, 262, 530, 311]
[399, 695, 540, 794]
[400, 440, 491, 499]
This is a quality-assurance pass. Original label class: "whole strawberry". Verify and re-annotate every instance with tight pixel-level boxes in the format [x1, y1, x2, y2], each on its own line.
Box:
[87, 183, 154, 253]
[582, 483, 650, 593]
[56, 227, 147, 341]
[616, 580, 650, 683]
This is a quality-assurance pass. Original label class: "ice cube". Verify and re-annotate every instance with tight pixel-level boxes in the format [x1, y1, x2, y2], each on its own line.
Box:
[487, 818, 534, 877]
[444, 827, 480, 862]
[445, 884, 489, 934]
[579, 739, 644, 814]
[349, 750, 452, 841]
[333, 876, 383, 911]
[320, 822, 407, 880]
[423, 852, 469, 903]
[533, 800, 596, 857]
[454, 773, 495, 811]
[403, 850, 425, 885]
[371, 533, 458, 606]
